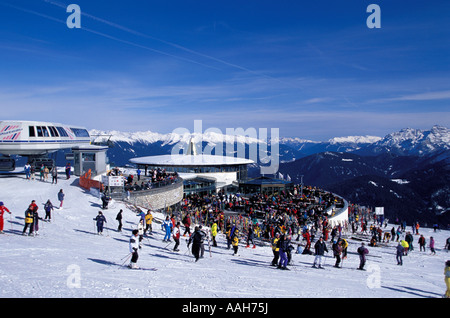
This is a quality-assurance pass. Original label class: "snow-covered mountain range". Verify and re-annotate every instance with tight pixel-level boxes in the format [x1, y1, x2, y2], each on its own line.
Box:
[90, 125, 449, 164]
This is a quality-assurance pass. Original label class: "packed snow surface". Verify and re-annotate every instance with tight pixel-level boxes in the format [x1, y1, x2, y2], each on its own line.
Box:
[0, 172, 448, 298]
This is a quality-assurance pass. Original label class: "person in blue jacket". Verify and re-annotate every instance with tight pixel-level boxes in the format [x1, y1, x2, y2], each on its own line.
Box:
[162, 215, 172, 242]
[93, 211, 107, 235]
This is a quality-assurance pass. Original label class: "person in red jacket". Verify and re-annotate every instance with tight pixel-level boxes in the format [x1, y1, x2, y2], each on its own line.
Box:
[303, 229, 311, 251]
[0, 202, 12, 233]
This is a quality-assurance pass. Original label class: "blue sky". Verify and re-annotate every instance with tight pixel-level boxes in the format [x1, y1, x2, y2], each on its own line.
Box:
[0, 0, 449, 140]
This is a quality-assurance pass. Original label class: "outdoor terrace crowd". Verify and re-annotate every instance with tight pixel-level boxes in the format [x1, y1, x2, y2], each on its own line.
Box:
[164, 185, 348, 245]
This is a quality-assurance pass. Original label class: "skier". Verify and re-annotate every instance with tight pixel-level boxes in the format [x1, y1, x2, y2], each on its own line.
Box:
[65, 162, 71, 180]
[22, 200, 37, 236]
[405, 231, 414, 251]
[162, 216, 172, 242]
[128, 229, 140, 269]
[445, 260, 450, 298]
[145, 210, 153, 234]
[93, 211, 107, 235]
[0, 202, 12, 234]
[187, 226, 203, 262]
[418, 234, 426, 252]
[231, 228, 240, 256]
[182, 212, 191, 237]
[246, 224, 256, 249]
[173, 222, 181, 252]
[357, 242, 369, 270]
[312, 236, 328, 269]
[32, 207, 43, 235]
[101, 192, 109, 209]
[43, 200, 54, 222]
[303, 229, 311, 251]
[199, 225, 207, 258]
[430, 237, 436, 255]
[332, 240, 343, 268]
[278, 234, 289, 270]
[396, 243, 405, 265]
[57, 189, 65, 209]
[116, 209, 123, 232]
[211, 221, 218, 247]
[271, 232, 281, 266]
[51, 166, 58, 184]
[340, 238, 349, 259]
[24, 163, 31, 180]
[137, 219, 145, 248]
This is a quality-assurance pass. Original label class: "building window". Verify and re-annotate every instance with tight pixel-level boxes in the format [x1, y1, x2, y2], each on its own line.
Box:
[29, 126, 36, 137]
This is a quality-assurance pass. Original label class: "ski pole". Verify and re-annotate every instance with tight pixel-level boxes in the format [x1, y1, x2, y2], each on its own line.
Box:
[121, 252, 132, 261]
[120, 253, 133, 267]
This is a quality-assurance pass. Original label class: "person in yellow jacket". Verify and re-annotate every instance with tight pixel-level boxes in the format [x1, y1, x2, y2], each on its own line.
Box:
[400, 240, 409, 256]
[145, 210, 153, 234]
[232, 229, 239, 256]
[340, 238, 349, 259]
[445, 260, 450, 298]
[211, 221, 218, 247]
[271, 233, 280, 266]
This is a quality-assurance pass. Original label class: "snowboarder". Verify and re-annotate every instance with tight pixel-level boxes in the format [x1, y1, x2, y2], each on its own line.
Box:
[57, 189, 65, 209]
[173, 222, 181, 252]
[187, 226, 203, 262]
[116, 209, 123, 232]
[93, 211, 107, 235]
[129, 229, 140, 269]
[357, 242, 369, 270]
[43, 200, 54, 222]
[312, 236, 328, 269]
[0, 202, 12, 234]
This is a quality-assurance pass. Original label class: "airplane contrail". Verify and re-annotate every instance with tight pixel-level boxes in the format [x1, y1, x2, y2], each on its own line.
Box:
[0, 1, 221, 70]
[42, 0, 289, 84]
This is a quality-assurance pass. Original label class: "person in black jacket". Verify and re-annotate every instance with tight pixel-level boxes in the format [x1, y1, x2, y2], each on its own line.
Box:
[278, 234, 290, 270]
[116, 209, 123, 232]
[93, 211, 107, 235]
[313, 236, 328, 269]
[187, 226, 203, 262]
[357, 243, 369, 270]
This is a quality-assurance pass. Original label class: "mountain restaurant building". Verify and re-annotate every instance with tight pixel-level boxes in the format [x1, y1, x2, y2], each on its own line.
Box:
[129, 153, 254, 195]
